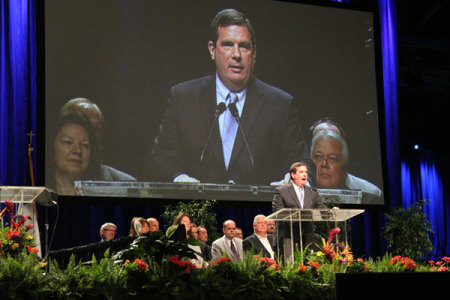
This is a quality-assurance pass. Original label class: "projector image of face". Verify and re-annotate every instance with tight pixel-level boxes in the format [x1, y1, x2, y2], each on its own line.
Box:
[44, 1, 384, 204]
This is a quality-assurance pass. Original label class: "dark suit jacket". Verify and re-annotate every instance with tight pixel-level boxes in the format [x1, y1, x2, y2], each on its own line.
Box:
[272, 183, 326, 247]
[152, 75, 308, 185]
[243, 233, 274, 258]
[200, 242, 212, 262]
[272, 183, 325, 212]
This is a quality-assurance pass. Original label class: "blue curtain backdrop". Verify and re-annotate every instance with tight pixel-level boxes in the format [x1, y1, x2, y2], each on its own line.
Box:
[2, 0, 448, 256]
[401, 154, 449, 255]
[0, 0, 37, 186]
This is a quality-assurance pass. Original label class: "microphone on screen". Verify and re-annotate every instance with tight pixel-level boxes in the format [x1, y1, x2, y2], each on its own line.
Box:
[227, 102, 255, 170]
[200, 102, 227, 162]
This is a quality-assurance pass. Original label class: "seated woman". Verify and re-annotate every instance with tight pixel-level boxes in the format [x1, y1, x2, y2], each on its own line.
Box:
[129, 217, 151, 237]
[172, 213, 206, 267]
[47, 112, 102, 195]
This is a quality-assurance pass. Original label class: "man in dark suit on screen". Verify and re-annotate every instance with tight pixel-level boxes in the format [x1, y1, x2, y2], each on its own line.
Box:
[151, 8, 308, 185]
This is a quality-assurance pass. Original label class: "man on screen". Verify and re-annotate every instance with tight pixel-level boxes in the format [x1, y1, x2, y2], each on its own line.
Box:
[310, 128, 383, 204]
[151, 8, 308, 185]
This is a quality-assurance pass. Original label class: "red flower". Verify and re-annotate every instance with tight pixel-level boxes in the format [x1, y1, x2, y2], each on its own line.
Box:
[169, 255, 195, 273]
[390, 256, 417, 270]
[442, 257, 450, 264]
[134, 258, 149, 271]
[327, 227, 341, 246]
[27, 246, 39, 254]
[7, 230, 20, 239]
[13, 215, 29, 229]
[25, 224, 34, 231]
[308, 261, 320, 269]
[435, 261, 443, 266]
[389, 255, 402, 265]
[216, 257, 233, 264]
[297, 264, 308, 274]
[261, 257, 276, 265]
[259, 257, 279, 271]
[5, 200, 15, 224]
[428, 260, 435, 265]
[440, 267, 448, 272]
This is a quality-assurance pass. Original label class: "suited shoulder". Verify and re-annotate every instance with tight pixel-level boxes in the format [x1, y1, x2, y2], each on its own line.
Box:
[276, 183, 291, 192]
[251, 78, 293, 102]
[171, 75, 214, 93]
[305, 185, 319, 193]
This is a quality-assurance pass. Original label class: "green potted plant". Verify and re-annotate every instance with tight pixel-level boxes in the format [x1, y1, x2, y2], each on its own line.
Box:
[383, 200, 434, 260]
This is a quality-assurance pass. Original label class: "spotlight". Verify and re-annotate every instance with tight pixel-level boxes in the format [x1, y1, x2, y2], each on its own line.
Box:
[414, 144, 419, 150]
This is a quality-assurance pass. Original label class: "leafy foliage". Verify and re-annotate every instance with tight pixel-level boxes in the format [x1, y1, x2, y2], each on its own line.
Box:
[162, 199, 219, 241]
[383, 200, 434, 260]
[112, 231, 197, 265]
[0, 252, 50, 299]
[47, 251, 128, 299]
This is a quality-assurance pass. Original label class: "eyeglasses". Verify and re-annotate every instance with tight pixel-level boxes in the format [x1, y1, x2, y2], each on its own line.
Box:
[312, 153, 341, 165]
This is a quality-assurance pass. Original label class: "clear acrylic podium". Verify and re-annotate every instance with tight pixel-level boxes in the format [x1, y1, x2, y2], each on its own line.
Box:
[0, 186, 57, 256]
[266, 208, 364, 263]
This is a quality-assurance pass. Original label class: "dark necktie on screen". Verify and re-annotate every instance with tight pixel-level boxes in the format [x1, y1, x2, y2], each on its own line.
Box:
[230, 239, 240, 261]
[221, 92, 239, 170]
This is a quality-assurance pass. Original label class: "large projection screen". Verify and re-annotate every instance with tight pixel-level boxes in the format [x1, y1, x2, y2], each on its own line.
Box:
[45, 0, 385, 205]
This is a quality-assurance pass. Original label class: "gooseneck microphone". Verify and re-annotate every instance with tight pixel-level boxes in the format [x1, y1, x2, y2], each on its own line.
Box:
[227, 102, 255, 170]
[200, 102, 227, 162]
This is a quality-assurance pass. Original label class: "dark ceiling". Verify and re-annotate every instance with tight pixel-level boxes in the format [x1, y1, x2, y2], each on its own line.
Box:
[396, 0, 450, 155]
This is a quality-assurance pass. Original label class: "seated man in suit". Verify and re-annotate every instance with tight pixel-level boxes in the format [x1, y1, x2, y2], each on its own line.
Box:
[198, 225, 212, 262]
[100, 222, 117, 242]
[243, 215, 275, 259]
[235, 227, 244, 240]
[272, 162, 326, 257]
[151, 8, 308, 185]
[211, 220, 243, 262]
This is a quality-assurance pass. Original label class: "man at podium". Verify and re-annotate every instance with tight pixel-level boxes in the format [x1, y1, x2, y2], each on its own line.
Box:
[272, 162, 326, 255]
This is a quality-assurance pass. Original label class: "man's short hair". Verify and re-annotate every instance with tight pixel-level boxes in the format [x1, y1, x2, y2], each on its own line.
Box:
[310, 129, 349, 166]
[253, 214, 266, 226]
[100, 222, 116, 237]
[209, 8, 256, 47]
[223, 219, 235, 228]
[289, 162, 308, 180]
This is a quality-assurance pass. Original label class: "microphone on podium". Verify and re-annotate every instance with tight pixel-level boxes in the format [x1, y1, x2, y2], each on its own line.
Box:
[200, 102, 227, 162]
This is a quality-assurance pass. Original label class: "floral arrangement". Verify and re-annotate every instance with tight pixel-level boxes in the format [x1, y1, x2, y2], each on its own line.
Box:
[168, 255, 196, 273]
[253, 255, 280, 271]
[428, 256, 450, 272]
[0, 200, 39, 257]
[125, 258, 150, 271]
[389, 255, 417, 271]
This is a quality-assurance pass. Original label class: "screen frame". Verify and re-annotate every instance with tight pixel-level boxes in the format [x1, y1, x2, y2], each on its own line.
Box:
[36, 0, 390, 211]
